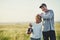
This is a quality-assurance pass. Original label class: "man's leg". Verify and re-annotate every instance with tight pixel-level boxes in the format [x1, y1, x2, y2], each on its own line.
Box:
[43, 31, 49, 40]
[49, 30, 56, 40]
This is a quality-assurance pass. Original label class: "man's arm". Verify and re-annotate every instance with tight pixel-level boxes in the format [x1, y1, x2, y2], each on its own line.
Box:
[40, 10, 54, 19]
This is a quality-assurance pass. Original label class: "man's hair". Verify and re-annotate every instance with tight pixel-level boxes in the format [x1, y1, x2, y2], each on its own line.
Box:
[36, 15, 42, 21]
[39, 3, 47, 8]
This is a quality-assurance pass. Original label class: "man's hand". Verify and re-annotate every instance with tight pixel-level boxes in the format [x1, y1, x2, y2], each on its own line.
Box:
[37, 13, 43, 16]
[37, 14, 40, 16]
[40, 13, 44, 16]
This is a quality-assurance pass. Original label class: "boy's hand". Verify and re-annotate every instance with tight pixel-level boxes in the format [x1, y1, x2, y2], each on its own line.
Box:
[29, 23, 32, 27]
[27, 31, 31, 34]
[27, 28, 32, 34]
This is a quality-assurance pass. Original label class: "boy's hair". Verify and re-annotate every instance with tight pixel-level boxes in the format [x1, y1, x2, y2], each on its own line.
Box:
[36, 15, 42, 21]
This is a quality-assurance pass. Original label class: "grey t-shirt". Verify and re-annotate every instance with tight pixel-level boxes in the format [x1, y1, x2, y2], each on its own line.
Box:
[40, 10, 55, 32]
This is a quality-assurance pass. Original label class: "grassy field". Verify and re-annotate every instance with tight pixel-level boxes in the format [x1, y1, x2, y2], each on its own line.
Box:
[0, 22, 60, 40]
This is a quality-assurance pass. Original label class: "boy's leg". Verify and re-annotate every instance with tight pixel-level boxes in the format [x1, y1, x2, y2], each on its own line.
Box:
[43, 31, 49, 40]
[30, 38, 41, 40]
[37, 38, 41, 40]
[38, 38, 41, 40]
[49, 30, 56, 40]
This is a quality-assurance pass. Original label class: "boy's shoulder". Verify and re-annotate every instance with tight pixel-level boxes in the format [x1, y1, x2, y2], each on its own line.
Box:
[39, 22, 42, 25]
[29, 22, 42, 26]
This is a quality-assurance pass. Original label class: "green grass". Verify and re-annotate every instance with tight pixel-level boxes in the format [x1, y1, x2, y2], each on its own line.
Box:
[55, 22, 60, 40]
[0, 22, 59, 40]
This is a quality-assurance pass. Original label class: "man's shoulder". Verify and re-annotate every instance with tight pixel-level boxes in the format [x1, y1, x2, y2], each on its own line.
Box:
[48, 9, 54, 14]
[48, 9, 53, 12]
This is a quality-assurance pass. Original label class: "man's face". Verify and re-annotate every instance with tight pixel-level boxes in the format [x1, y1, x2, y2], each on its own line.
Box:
[41, 6, 47, 12]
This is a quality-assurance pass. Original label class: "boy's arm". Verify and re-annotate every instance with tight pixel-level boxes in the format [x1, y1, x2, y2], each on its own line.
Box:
[26, 23, 32, 34]
[29, 23, 32, 27]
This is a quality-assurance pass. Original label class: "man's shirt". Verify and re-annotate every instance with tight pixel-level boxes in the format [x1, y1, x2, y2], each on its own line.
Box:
[40, 10, 55, 32]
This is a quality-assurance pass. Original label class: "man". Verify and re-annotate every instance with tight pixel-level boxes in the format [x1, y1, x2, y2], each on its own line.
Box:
[39, 3, 56, 40]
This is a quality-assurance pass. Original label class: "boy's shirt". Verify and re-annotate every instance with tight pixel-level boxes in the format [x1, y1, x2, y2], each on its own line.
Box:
[30, 22, 42, 39]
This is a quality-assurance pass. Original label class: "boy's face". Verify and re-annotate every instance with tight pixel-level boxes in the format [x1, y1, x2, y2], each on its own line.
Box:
[35, 17, 40, 23]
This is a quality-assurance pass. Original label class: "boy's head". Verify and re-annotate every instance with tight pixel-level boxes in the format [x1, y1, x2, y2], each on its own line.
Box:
[35, 15, 42, 23]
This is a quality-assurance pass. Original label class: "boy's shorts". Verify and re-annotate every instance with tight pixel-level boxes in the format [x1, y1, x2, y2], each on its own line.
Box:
[30, 38, 41, 40]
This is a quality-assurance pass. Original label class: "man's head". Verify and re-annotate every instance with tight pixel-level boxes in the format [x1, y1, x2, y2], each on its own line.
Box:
[39, 3, 48, 12]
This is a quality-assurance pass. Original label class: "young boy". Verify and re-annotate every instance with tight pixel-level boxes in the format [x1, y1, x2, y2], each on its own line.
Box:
[27, 15, 42, 40]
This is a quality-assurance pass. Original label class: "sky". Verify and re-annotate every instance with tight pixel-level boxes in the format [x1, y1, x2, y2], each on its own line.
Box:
[0, 0, 60, 23]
